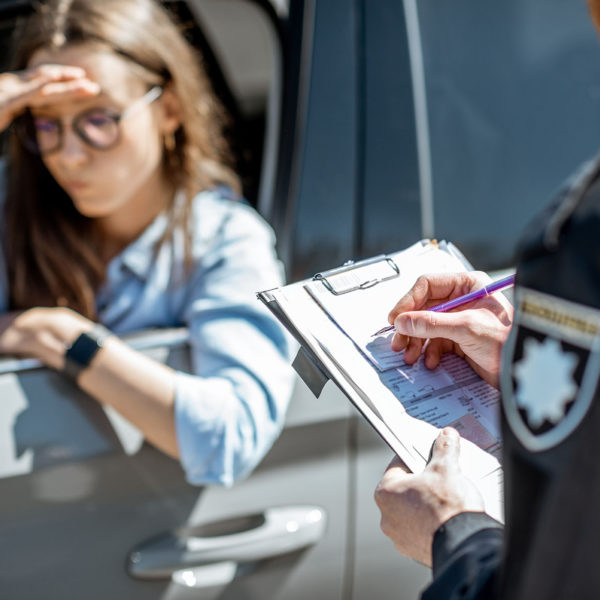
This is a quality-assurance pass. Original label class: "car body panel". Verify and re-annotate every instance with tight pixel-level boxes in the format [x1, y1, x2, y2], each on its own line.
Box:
[0, 342, 353, 599]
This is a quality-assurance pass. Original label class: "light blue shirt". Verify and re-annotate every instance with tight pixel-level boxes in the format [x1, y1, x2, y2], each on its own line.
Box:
[0, 188, 296, 486]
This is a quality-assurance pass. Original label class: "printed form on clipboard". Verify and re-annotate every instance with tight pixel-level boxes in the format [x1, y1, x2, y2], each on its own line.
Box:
[258, 240, 504, 522]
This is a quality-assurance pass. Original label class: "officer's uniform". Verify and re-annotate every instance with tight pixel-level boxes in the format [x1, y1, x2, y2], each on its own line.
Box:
[421, 155, 600, 600]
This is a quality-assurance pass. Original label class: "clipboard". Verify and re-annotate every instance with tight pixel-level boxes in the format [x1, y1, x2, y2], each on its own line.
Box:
[313, 254, 400, 295]
[261, 239, 472, 397]
[261, 257, 395, 397]
[258, 239, 504, 522]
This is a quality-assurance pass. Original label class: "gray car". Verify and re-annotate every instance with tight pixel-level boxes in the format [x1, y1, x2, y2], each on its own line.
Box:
[1, 0, 599, 598]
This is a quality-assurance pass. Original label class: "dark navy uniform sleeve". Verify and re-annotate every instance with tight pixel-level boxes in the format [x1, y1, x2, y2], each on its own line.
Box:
[422, 512, 503, 600]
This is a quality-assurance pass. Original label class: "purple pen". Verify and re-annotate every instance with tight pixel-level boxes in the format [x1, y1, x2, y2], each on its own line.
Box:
[371, 273, 516, 336]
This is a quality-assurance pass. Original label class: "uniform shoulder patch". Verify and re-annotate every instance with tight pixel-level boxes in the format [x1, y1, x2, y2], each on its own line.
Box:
[501, 287, 600, 451]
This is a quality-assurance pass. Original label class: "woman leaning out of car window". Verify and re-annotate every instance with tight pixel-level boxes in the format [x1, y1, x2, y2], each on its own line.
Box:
[0, 0, 295, 486]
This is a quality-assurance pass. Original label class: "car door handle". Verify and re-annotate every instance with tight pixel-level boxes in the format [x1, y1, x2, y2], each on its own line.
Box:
[127, 505, 326, 581]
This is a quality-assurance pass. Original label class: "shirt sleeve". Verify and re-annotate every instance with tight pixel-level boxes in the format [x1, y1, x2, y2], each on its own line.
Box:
[421, 512, 504, 600]
[173, 198, 296, 486]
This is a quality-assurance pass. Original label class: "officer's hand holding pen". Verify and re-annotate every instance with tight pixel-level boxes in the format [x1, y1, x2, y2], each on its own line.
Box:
[384, 272, 514, 389]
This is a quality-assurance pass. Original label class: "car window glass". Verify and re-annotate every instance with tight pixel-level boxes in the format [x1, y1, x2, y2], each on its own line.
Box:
[359, 2, 421, 259]
[419, 0, 600, 269]
[171, 0, 281, 207]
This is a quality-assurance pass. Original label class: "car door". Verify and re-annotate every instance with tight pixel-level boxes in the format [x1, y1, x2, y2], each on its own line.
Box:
[0, 1, 352, 598]
[0, 335, 358, 599]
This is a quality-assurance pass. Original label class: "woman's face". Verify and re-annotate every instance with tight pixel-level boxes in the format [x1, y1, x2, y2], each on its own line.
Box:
[27, 44, 174, 223]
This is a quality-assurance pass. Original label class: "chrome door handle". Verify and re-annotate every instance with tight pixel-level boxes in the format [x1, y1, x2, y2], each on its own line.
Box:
[128, 505, 326, 581]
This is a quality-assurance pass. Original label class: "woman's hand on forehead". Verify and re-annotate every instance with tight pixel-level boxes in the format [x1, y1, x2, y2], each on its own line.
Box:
[0, 64, 100, 129]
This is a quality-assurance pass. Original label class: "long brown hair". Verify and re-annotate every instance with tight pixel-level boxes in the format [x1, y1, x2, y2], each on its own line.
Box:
[590, 0, 600, 33]
[5, 0, 240, 318]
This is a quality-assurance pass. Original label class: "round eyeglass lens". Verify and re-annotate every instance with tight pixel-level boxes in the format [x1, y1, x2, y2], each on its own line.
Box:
[76, 111, 120, 149]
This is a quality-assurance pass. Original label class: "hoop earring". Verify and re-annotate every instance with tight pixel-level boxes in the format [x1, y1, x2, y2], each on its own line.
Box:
[164, 132, 176, 153]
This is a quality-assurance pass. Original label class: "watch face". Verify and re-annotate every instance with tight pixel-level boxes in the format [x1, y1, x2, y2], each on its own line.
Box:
[70, 333, 102, 365]
[64, 327, 109, 378]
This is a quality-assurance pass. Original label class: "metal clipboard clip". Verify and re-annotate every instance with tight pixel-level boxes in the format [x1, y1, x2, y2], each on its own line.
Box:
[312, 255, 400, 296]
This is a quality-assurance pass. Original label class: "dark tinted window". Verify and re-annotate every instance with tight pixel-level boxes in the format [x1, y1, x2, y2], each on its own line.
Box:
[419, 0, 600, 269]
[289, 1, 359, 279]
[360, 2, 421, 259]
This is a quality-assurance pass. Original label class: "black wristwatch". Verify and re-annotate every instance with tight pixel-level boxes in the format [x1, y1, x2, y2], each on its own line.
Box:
[63, 324, 111, 380]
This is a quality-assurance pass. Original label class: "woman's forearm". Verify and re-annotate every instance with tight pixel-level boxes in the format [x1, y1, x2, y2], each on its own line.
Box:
[0, 307, 180, 458]
[0, 304, 293, 482]
[78, 336, 179, 459]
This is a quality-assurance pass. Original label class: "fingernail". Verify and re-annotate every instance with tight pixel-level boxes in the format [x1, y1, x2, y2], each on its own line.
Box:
[441, 427, 458, 440]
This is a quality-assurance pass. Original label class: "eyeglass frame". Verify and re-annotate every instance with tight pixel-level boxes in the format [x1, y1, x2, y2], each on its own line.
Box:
[15, 85, 163, 155]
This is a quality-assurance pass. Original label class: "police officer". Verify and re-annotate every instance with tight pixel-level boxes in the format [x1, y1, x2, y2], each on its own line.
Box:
[375, 2, 600, 597]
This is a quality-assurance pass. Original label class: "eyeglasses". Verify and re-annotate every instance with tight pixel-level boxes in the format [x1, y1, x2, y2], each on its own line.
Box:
[16, 86, 163, 155]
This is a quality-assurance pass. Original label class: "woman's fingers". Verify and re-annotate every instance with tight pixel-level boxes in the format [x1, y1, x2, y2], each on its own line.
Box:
[19, 64, 88, 81]
[33, 78, 100, 101]
[17, 66, 100, 106]
[0, 64, 100, 130]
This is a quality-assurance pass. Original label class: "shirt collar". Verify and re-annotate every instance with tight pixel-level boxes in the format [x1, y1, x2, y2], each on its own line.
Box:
[109, 187, 188, 282]
[115, 210, 169, 280]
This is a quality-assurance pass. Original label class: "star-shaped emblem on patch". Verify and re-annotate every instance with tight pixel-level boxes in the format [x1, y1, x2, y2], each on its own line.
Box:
[513, 337, 579, 428]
